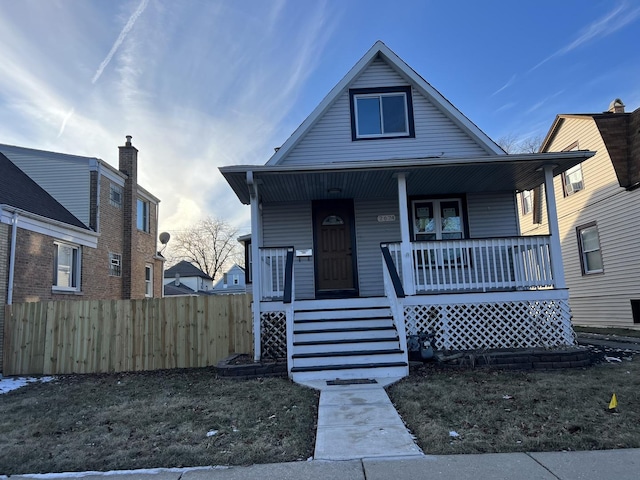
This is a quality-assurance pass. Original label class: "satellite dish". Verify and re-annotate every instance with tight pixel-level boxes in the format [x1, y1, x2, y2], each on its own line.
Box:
[159, 232, 170, 245]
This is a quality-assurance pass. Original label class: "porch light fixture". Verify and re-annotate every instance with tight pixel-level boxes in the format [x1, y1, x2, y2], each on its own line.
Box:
[327, 187, 342, 194]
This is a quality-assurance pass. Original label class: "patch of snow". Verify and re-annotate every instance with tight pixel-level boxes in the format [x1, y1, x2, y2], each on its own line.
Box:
[449, 431, 460, 437]
[0, 376, 54, 394]
[206, 430, 218, 437]
[14, 465, 228, 478]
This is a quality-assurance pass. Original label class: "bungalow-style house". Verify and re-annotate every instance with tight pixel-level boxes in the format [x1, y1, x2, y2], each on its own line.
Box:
[211, 264, 247, 295]
[0, 137, 163, 373]
[518, 100, 640, 329]
[220, 41, 595, 382]
[163, 260, 214, 295]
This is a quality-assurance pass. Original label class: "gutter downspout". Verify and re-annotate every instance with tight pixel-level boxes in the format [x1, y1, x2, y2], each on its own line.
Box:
[7, 213, 18, 305]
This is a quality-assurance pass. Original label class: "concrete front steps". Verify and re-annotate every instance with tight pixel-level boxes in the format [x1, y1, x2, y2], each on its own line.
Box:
[290, 298, 408, 383]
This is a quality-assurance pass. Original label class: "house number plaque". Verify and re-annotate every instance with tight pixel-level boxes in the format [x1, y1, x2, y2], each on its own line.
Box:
[377, 215, 396, 222]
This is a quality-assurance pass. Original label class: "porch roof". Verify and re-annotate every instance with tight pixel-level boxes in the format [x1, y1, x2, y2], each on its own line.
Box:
[220, 151, 595, 205]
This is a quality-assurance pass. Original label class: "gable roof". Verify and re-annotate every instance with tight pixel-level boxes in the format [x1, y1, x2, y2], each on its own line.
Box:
[0, 152, 89, 230]
[541, 106, 640, 189]
[164, 260, 213, 280]
[266, 41, 504, 166]
[163, 282, 196, 296]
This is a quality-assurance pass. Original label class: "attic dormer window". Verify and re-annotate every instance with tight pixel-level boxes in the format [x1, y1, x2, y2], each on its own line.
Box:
[349, 86, 415, 140]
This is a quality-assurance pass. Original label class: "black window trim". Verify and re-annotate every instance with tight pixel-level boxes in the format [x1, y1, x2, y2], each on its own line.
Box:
[349, 86, 415, 141]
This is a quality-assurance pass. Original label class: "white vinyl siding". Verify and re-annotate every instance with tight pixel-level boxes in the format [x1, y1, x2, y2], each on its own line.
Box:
[262, 202, 315, 299]
[354, 198, 401, 297]
[531, 116, 640, 328]
[0, 146, 92, 225]
[279, 58, 488, 166]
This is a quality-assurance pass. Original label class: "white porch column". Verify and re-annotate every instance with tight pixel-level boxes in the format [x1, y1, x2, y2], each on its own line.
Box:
[543, 165, 566, 289]
[396, 173, 415, 295]
[248, 172, 263, 361]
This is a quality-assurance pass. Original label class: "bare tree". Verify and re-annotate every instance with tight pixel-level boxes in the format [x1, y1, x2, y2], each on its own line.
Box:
[168, 217, 241, 280]
[497, 134, 543, 154]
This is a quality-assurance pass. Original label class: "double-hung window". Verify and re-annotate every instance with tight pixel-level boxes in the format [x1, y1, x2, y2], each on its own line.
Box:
[54, 242, 81, 291]
[563, 164, 584, 196]
[350, 86, 414, 140]
[109, 253, 122, 277]
[137, 198, 149, 232]
[110, 183, 122, 208]
[145, 264, 153, 297]
[577, 222, 603, 274]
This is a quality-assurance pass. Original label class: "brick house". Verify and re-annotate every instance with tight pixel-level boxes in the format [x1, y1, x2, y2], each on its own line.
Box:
[1, 137, 163, 372]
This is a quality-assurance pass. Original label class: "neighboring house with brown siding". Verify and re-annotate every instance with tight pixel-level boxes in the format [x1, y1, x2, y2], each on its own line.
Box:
[517, 100, 640, 329]
[0, 137, 163, 373]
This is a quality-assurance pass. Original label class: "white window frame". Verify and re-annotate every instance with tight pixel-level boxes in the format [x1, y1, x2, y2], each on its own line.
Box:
[354, 92, 409, 139]
[145, 263, 153, 297]
[109, 183, 122, 208]
[53, 242, 81, 292]
[137, 198, 149, 232]
[109, 252, 122, 277]
[578, 223, 603, 275]
[232, 274, 239, 285]
[521, 190, 533, 215]
[563, 164, 584, 196]
[411, 198, 465, 241]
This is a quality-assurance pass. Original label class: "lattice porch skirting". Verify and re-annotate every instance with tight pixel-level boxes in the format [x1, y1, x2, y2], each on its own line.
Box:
[260, 311, 287, 359]
[404, 298, 574, 350]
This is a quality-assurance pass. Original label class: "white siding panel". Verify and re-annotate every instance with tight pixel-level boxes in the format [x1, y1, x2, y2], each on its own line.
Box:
[354, 198, 402, 297]
[467, 192, 519, 238]
[281, 58, 488, 166]
[262, 202, 315, 299]
[1, 146, 91, 225]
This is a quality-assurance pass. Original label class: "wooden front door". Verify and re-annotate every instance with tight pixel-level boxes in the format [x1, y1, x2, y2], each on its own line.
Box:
[313, 200, 358, 297]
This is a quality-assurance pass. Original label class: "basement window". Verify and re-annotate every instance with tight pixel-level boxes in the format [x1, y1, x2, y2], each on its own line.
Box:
[632, 300, 640, 324]
[349, 86, 415, 140]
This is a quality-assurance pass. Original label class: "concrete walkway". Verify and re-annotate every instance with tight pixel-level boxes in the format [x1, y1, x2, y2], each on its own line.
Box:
[310, 379, 423, 460]
[10, 449, 640, 479]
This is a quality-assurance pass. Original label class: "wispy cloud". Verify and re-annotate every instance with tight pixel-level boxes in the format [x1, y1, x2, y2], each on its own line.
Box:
[491, 75, 516, 96]
[92, 0, 149, 84]
[525, 90, 565, 114]
[495, 102, 516, 113]
[530, 1, 640, 72]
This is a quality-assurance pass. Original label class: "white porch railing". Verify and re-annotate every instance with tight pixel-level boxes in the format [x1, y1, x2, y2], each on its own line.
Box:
[388, 236, 555, 293]
[259, 247, 289, 300]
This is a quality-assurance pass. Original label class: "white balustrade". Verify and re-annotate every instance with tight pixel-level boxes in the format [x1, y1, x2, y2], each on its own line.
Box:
[388, 236, 555, 293]
[259, 247, 288, 300]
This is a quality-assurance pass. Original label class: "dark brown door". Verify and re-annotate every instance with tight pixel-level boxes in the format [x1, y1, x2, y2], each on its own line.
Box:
[313, 200, 358, 297]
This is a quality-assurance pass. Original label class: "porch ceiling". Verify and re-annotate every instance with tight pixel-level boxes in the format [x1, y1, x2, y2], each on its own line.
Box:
[220, 151, 595, 204]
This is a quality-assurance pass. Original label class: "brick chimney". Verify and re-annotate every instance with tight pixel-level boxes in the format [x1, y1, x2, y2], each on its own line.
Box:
[119, 135, 138, 299]
[608, 98, 625, 114]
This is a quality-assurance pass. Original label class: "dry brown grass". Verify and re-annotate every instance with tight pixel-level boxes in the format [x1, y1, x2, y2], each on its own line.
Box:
[0, 368, 318, 475]
[388, 358, 640, 455]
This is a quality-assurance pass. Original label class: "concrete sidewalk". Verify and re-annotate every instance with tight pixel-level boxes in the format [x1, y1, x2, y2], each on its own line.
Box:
[9, 449, 640, 479]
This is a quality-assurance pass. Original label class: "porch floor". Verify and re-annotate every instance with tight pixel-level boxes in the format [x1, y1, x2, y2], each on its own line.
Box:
[307, 378, 423, 460]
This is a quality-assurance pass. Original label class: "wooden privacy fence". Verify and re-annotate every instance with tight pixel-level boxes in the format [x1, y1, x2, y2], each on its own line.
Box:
[3, 294, 253, 376]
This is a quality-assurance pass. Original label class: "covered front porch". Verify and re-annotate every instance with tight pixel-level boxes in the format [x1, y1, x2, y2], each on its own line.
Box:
[220, 150, 594, 381]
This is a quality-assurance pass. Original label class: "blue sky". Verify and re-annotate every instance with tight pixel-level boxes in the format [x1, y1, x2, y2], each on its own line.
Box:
[1, 0, 639, 236]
